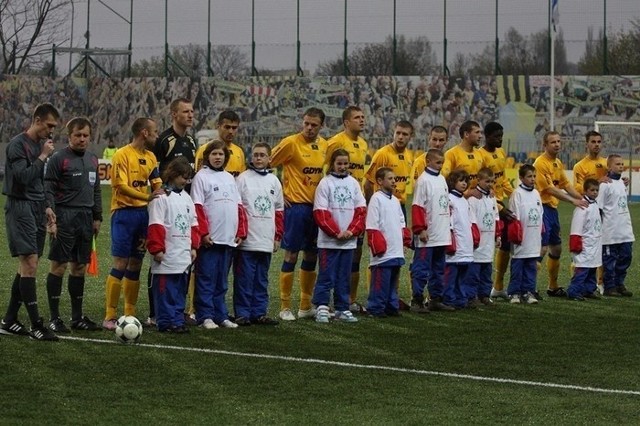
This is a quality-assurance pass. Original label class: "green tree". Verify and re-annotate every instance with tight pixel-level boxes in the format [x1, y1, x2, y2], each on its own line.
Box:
[578, 22, 640, 75]
[316, 35, 438, 76]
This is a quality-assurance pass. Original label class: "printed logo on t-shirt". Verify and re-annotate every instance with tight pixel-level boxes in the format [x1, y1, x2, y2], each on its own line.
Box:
[254, 195, 272, 216]
[333, 185, 353, 208]
[527, 208, 541, 226]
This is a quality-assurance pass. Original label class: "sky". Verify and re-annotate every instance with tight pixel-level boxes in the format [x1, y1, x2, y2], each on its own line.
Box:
[63, 0, 640, 73]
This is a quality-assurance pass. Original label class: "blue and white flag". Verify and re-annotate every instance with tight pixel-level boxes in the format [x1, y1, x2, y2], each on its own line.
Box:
[551, 0, 560, 31]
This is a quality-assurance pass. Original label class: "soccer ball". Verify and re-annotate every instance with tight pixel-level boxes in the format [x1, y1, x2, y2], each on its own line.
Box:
[115, 315, 143, 344]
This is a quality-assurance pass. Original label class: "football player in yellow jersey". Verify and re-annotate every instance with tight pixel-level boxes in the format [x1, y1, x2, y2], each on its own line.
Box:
[364, 120, 414, 310]
[270, 108, 328, 321]
[533, 131, 588, 299]
[103, 118, 163, 330]
[472, 122, 515, 300]
[411, 126, 448, 182]
[441, 120, 484, 194]
[364, 120, 414, 208]
[195, 110, 246, 177]
[325, 106, 369, 312]
[573, 130, 607, 195]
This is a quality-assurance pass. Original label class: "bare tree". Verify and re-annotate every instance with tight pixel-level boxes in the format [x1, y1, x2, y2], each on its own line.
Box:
[211, 45, 249, 77]
[0, 0, 69, 74]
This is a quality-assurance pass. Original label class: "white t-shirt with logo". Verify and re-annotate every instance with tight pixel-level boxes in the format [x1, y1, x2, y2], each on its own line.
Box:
[469, 193, 499, 263]
[413, 171, 451, 248]
[191, 167, 240, 247]
[236, 169, 284, 253]
[366, 191, 406, 266]
[509, 185, 543, 259]
[148, 190, 198, 274]
[570, 198, 602, 268]
[314, 174, 366, 250]
[596, 178, 634, 245]
[446, 192, 475, 263]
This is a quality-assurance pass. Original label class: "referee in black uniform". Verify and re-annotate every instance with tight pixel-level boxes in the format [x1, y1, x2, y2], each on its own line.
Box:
[0, 103, 59, 341]
[44, 117, 103, 333]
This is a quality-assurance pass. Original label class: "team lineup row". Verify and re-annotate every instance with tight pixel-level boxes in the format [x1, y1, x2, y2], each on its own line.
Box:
[0, 101, 633, 340]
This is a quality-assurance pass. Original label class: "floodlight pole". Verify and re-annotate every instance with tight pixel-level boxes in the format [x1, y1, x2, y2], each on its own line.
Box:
[443, 0, 449, 76]
[494, 0, 500, 75]
[603, 0, 608, 74]
[164, 0, 168, 77]
[296, 0, 303, 76]
[84, 0, 90, 77]
[69, 0, 75, 73]
[392, 0, 397, 75]
[343, 0, 348, 76]
[128, 0, 133, 76]
[207, 0, 213, 76]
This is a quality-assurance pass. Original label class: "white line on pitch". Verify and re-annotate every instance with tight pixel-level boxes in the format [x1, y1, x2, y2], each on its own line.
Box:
[60, 336, 640, 397]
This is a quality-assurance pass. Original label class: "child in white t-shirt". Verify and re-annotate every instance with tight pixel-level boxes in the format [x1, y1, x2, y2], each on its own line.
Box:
[312, 149, 367, 323]
[443, 169, 480, 309]
[468, 167, 501, 306]
[191, 140, 248, 329]
[507, 164, 543, 304]
[147, 157, 200, 333]
[366, 168, 412, 317]
[596, 154, 634, 297]
[567, 178, 602, 301]
[234, 143, 284, 325]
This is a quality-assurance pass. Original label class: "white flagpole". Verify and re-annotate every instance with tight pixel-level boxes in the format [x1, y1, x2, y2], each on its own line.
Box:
[550, 0, 556, 131]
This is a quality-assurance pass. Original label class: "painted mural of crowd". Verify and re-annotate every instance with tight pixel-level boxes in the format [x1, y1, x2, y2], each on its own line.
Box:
[1, 74, 639, 165]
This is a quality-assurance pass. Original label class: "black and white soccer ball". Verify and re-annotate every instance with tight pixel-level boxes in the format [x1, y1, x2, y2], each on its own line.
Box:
[115, 315, 143, 344]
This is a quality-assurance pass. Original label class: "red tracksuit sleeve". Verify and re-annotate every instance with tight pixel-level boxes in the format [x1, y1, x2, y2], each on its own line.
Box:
[402, 227, 412, 247]
[195, 204, 210, 238]
[236, 204, 248, 239]
[508, 220, 523, 245]
[495, 219, 504, 238]
[411, 205, 428, 234]
[275, 210, 284, 241]
[471, 223, 481, 249]
[367, 229, 387, 257]
[147, 224, 166, 255]
[191, 226, 201, 249]
[569, 235, 583, 253]
[313, 209, 341, 238]
[347, 206, 367, 236]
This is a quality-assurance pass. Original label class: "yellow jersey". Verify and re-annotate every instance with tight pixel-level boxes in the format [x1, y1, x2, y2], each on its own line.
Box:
[325, 131, 368, 184]
[110, 144, 162, 212]
[477, 146, 514, 202]
[364, 144, 413, 203]
[195, 141, 246, 177]
[442, 145, 484, 190]
[572, 155, 607, 194]
[533, 153, 570, 208]
[411, 153, 427, 182]
[270, 133, 327, 204]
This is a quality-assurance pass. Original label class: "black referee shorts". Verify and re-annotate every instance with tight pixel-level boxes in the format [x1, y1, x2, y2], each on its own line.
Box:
[5, 198, 47, 257]
[48, 207, 94, 264]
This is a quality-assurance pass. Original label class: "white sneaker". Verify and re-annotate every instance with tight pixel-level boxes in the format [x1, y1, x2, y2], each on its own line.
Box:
[220, 319, 239, 328]
[490, 288, 509, 300]
[335, 310, 358, 323]
[200, 318, 218, 329]
[597, 284, 604, 295]
[145, 316, 156, 327]
[525, 292, 539, 304]
[279, 309, 296, 321]
[297, 307, 317, 319]
[315, 305, 330, 324]
[509, 294, 521, 304]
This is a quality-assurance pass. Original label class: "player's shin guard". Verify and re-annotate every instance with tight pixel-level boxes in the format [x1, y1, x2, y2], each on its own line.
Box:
[187, 272, 196, 315]
[46, 273, 63, 320]
[123, 270, 141, 316]
[105, 269, 125, 320]
[547, 255, 560, 289]
[68, 275, 85, 321]
[19, 277, 40, 325]
[299, 260, 317, 311]
[279, 261, 295, 311]
[4, 273, 22, 322]
[493, 250, 509, 291]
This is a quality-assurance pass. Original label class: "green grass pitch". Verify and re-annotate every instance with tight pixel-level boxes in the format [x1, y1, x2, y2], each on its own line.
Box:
[0, 188, 639, 424]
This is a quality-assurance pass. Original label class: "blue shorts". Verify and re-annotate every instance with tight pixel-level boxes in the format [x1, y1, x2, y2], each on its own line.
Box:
[281, 203, 317, 253]
[541, 204, 561, 247]
[111, 207, 149, 259]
